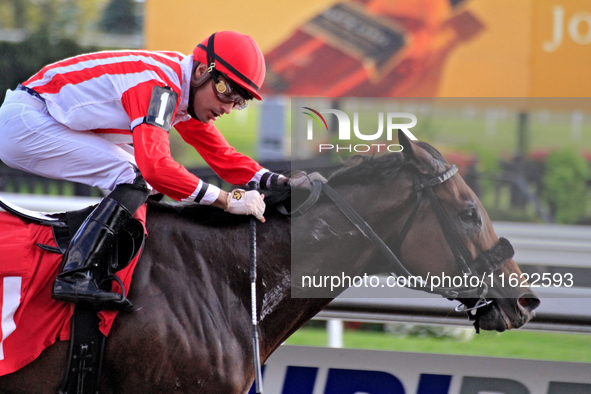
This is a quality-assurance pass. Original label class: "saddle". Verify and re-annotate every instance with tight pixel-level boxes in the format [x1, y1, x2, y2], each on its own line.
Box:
[0, 196, 144, 394]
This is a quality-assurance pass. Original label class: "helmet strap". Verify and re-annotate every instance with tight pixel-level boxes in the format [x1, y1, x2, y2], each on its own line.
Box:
[206, 33, 221, 84]
[187, 84, 199, 122]
[188, 62, 207, 122]
[194, 35, 229, 94]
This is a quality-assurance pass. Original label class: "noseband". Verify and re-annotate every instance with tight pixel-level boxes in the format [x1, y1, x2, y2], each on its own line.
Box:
[290, 165, 515, 309]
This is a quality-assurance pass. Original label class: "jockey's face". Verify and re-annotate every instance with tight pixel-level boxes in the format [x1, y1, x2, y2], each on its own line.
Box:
[191, 63, 234, 124]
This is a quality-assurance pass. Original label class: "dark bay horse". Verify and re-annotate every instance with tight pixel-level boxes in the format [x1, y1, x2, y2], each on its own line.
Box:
[0, 134, 539, 393]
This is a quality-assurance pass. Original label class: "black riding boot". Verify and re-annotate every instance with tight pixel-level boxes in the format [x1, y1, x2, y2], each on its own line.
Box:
[53, 178, 150, 311]
[53, 197, 134, 310]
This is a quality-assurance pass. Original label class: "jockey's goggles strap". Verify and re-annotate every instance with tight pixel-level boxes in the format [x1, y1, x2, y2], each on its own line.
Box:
[212, 77, 249, 110]
[190, 61, 248, 110]
[190, 62, 212, 88]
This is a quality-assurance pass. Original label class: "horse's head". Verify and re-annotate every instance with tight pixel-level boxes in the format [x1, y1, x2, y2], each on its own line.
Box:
[292, 132, 539, 331]
[392, 131, 540, 332]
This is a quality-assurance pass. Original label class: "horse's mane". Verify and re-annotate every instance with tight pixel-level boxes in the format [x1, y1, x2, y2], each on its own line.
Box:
[148, 143, 446, 225]
[328, 142, 446, 185]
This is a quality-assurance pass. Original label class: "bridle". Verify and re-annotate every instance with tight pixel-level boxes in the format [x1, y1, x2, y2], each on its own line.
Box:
[289, 165, 515, 313]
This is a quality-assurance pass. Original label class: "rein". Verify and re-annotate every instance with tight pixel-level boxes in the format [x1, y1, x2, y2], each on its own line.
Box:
[288, 165, 515, 307]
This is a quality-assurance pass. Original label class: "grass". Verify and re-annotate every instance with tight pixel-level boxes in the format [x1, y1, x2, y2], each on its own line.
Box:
[284, 325, 591, 363]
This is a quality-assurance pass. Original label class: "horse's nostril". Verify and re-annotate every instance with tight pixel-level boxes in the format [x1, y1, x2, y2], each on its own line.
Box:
[518, 295, 541, 312]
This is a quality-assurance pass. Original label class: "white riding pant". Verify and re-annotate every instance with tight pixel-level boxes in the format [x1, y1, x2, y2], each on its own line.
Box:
[0, 89, 141, 192]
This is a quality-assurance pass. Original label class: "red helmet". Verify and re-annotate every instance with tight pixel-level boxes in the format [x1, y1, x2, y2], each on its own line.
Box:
[193, 31, 266, 100]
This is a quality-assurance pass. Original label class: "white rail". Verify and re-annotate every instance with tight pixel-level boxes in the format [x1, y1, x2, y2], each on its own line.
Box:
[494, 221, 591, 268]
[321, 221, 591, 341]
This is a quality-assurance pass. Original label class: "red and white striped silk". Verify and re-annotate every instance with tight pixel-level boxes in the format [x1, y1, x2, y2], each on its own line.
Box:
[23, 50, 187, 138]
[18, 50, 267, 202]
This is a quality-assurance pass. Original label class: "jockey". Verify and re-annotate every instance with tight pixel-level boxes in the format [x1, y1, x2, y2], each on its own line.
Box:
[0, 31, 286, 311]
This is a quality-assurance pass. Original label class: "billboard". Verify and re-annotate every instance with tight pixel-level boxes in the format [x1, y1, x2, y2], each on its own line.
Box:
[252, 345, 591, 394]
[145, 0, 591, 97]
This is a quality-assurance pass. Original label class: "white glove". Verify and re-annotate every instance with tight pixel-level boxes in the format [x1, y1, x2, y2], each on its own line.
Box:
[290, 171, 328, 190]
[226, 189, 266, 221]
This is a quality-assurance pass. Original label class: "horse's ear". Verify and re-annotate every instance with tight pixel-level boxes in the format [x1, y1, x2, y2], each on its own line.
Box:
[398, 129, 446, 175]
[398, 129, 415, 156]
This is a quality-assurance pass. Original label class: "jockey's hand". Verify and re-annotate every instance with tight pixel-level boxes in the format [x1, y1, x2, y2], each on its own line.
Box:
[289, 171, 328, 190]
[226, 189, 266, 222]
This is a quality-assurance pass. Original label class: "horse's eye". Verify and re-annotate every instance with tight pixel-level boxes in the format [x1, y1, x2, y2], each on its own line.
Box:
[460, 209, 478, 222]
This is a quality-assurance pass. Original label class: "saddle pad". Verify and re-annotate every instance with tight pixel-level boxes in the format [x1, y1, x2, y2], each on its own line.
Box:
[0, 207, 145, 376]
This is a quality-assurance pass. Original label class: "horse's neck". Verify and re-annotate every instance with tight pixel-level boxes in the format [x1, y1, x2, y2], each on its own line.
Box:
[258, 181, 416, 355]
[142, 208, 302, 357]
[257, 189, 396, 357]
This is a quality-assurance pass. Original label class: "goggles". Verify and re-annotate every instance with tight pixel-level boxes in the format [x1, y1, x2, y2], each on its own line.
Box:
[212, 76, 249, 110]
